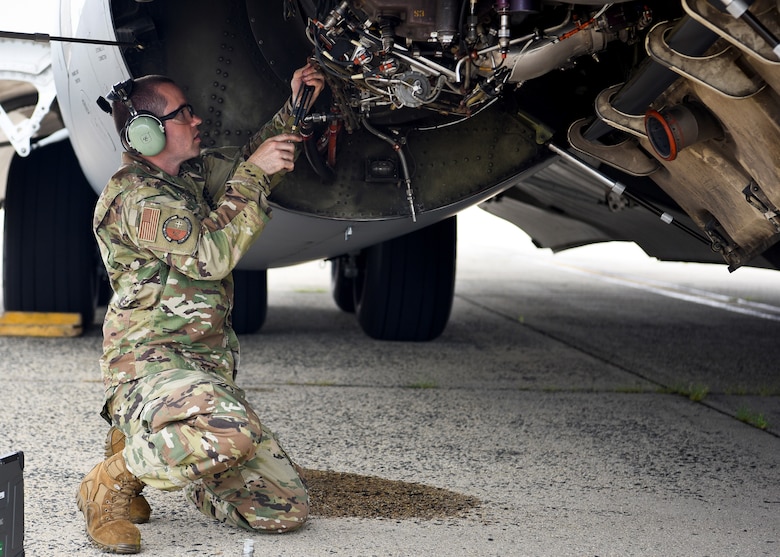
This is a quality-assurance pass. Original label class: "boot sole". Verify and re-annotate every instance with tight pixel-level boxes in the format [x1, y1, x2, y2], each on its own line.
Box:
[87, 539, 141, 555]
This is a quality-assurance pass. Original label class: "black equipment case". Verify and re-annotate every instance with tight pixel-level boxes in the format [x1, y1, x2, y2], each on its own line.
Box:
[0, 451, 24, 557]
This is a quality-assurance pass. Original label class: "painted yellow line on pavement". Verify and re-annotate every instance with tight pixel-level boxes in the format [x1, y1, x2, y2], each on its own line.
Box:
[0, 311, 82, 337]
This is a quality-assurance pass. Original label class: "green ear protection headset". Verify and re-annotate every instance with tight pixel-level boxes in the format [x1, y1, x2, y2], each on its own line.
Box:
[104, 79, 167, 157]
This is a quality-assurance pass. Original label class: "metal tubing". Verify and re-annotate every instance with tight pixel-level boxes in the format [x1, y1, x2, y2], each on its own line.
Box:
[583, 16, 718, 141]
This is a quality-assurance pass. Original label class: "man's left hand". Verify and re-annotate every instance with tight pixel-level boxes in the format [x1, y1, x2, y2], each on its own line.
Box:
[291, 63, 325, 111]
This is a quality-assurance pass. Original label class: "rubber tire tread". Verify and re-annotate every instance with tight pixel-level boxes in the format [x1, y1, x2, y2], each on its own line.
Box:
[231, 269, 267, 334]
[3, 140, 98, 326]
[330, 256, 356, 313]
[356, 216, 456, 341]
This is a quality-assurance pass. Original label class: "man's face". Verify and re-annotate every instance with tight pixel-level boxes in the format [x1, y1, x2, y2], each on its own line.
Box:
[157, 82, 202, 165]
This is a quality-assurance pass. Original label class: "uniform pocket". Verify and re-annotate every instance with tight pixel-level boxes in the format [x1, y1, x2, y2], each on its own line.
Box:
[139, 381, 218, 467]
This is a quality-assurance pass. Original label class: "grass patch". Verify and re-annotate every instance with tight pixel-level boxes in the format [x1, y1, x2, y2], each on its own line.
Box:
[757, 386, 779, 396]
[284, 380, 337, 387]
[304, 380, 337, 387]
[407, 381, 437, 389]
[736, 407, 769, 430]
[659, 383, 709, 402]
[687, 384, 709, 402]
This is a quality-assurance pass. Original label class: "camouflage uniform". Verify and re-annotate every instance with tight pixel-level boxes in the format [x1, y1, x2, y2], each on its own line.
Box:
[93, 100, 308, 532]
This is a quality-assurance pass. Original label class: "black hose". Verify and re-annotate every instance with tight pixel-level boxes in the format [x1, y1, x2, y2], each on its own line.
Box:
[301, 123, 335, 182]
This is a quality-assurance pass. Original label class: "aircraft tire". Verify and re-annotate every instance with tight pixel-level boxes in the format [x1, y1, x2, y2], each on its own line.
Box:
[231, 269, 267, 335]
[3, 139, 99, 328]
[330, 256, 356, 313]
[355, 216, 456, 341]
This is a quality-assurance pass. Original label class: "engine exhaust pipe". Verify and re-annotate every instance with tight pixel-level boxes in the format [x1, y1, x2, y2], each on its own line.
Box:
[644, 101, 723, 161]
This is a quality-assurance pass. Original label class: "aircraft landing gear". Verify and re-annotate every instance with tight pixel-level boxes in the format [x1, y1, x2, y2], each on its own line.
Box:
[3, 139, 101, 329]
[330, 254, 357, 314]
[231, 269, 268, 335]
[332, 216, 457, 341]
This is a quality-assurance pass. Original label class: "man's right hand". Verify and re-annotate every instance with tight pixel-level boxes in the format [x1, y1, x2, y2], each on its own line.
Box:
[247, 133, 302, 175]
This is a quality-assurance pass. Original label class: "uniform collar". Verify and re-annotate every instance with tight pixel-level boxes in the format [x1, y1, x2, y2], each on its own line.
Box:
[121, 152, 172, 180]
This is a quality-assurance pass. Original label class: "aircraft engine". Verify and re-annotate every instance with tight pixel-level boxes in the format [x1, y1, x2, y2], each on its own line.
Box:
[305, 1, 653, 125]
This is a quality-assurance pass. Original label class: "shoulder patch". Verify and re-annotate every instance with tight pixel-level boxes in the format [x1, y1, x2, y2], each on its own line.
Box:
[139, 207, 161, 242]
[136, 203, 200, 256]
[162, 214, 193, 243]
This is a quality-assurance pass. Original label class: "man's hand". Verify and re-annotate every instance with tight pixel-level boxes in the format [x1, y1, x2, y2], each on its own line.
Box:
[290, 63, 325, 111]
[248, 63, 323, 176]
[247, 134, 302, 174]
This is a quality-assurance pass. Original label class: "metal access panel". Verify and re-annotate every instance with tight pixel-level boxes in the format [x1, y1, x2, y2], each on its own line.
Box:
[0, 452, 24, 557]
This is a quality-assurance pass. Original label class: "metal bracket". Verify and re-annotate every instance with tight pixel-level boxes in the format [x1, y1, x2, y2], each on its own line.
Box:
[0, 38, 56, 157]
[606, 188, 632, 212]
[743, 181, 780, 231]
[704, 215, 744, 270]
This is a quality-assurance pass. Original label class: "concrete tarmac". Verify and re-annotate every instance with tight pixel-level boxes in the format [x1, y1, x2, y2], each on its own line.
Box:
[0, 208, 778, 556]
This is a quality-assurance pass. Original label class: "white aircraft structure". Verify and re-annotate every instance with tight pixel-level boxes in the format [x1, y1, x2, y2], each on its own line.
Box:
[1, 0, 779, 340]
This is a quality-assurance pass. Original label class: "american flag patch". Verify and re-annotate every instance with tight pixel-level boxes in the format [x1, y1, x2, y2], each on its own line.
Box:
[139, 207, 160, 242]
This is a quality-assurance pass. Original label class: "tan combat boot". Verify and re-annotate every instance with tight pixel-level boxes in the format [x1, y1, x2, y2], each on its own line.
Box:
[104, 427, 152, 524]
[76, 452, 142, 554]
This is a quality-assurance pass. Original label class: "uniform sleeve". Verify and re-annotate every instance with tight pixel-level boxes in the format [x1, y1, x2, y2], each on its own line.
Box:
[239, 99, 298, 191]
[243, 98, 295, 155]
[195, 99, 298, 205]
[122, 163, 271, 281]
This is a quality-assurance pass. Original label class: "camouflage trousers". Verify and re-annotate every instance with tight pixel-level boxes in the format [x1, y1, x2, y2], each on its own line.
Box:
[107, 368, 308, 532]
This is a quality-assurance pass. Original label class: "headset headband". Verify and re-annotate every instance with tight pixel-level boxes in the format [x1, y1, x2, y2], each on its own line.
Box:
[106, 79, 137, 114]
[97, 78, 167, 156]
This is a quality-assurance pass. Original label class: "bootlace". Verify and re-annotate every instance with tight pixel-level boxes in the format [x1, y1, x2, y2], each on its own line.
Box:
[101, 478, 138, 523]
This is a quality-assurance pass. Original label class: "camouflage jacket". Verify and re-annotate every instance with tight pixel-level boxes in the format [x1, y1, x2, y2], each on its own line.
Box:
[94, 101, 294, 392]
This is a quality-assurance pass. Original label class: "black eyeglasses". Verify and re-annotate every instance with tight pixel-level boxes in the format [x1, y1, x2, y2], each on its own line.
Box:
[159, 103, 195, 124]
